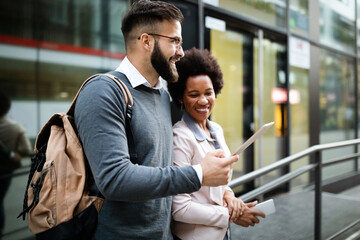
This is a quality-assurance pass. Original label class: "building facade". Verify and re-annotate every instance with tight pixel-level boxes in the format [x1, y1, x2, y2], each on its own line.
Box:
[0, 0, 359, 194]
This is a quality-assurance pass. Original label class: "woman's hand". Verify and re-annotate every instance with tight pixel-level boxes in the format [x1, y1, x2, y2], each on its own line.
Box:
[233, 201, 265, 227]
[223, 190, 245, 223]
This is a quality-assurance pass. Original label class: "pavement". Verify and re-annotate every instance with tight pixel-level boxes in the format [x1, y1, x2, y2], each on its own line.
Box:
[230, 186, 360, 240]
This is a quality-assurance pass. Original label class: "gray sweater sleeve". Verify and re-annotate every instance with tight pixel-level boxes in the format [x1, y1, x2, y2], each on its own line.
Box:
[74, 76, 200, 201]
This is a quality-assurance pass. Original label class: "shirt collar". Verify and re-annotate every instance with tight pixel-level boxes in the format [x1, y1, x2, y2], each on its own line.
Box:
[183, 111, 221, 149]
[115, 56, 163, 90]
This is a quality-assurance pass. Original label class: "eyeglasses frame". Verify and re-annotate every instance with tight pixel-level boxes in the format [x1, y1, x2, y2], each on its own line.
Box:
[137, 33, 183, 51]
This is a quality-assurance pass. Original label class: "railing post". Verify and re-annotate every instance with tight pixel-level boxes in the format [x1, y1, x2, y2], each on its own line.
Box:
[314, 151, 322, 240]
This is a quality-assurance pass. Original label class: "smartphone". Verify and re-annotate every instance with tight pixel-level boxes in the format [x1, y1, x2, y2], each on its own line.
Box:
[252, 199, 276, 216]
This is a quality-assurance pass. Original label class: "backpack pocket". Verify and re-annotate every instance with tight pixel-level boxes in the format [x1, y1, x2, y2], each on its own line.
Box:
[27, 160, 57, 233]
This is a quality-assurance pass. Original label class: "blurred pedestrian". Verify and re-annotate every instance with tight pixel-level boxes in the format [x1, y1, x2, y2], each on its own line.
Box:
[0, 91, 32, 238]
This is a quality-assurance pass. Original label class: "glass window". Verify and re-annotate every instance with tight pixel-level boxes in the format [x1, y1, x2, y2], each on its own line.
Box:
[0, 1, 128, 237]
[0, 57, 37, 143]
[319, 0, 356, 53]
[320, 49, 356, 179]
[290, 0, 309, 36]
[166, 0, 199, 50]
[210, 28, 248, 189]
[0, 0, 34, 39]
[109, 0, 129, 53]
[253, 39, 286, 170]
[39, 0, 102, 49]
[290, 66, 310, 188]
[357, 1, 360, 54]
[210, 27, 287, 191]
[0, 58, 36, 238]
[358, 63, 360, 171]
[0, 57, 105, 142]
[216, 0, 286, 29]
[38, 62, 102, 126]
[0, 0, 129, 54]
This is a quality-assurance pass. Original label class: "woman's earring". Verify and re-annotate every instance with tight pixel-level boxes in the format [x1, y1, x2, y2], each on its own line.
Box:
[180, 101, 184, 111]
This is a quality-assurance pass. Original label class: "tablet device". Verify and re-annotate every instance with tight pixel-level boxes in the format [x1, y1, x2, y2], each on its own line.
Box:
[232, 121, 274, 155]
[253, 199, 276, 215]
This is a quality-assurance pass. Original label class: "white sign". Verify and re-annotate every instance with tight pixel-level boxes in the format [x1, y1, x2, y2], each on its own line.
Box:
[205, 16, 226, 32]
[290, 36, 310, 69]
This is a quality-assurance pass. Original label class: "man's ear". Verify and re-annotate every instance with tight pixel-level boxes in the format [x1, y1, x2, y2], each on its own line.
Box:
[138, 33, 153, 51]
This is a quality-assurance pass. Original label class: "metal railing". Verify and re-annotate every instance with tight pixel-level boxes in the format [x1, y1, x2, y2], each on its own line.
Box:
[229, 138, 360, 240]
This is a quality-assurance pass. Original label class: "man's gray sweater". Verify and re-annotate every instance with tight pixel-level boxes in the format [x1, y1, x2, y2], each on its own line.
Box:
[74, 72, 201, 239]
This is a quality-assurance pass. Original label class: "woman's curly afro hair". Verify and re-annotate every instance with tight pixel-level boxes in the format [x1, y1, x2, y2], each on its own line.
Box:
[167, 47, 224, 109]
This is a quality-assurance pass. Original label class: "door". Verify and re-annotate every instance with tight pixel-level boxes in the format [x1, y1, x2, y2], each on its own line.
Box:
[205, 18, 287, 194]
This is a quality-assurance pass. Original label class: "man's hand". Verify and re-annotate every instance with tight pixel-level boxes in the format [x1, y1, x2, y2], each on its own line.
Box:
[233, 201, 266, 227]
[200, 149, 238, 186]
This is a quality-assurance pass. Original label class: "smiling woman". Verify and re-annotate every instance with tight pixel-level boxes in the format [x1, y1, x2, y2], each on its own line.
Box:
[167, 48, 264, 240]
[182, 74, 215, 131]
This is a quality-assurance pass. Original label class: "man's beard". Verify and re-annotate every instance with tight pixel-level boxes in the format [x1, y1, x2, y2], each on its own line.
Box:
[151, 40, 179, 83]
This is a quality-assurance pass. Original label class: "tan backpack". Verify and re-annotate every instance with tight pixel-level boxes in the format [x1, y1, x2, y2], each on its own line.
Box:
[17, 73, 134, 239]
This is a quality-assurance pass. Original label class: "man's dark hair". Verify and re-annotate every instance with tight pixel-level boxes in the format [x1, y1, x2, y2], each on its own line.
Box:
[0, 91, 11, 117]
[168, 47, 224, 109]
[121, 0, 184, 44]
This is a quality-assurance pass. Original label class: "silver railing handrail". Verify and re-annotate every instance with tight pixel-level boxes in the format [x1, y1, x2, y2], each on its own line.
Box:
[229, 138, 360, 188]
[229, 138, 360, 240]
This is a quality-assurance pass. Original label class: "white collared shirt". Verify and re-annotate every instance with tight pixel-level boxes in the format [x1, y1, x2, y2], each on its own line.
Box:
[115, 56, 163, 89]
[114, 57, 203, 183]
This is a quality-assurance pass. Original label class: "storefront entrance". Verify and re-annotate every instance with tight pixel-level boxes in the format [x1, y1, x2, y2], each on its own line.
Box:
[205, 17, 288, 193]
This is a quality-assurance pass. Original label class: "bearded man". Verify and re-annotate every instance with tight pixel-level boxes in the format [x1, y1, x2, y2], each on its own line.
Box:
[74, 1, 238, 239]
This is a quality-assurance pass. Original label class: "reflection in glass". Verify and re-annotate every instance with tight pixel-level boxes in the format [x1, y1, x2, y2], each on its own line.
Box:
[290, 67, 309, 150]
[210, 29, 246, 185]
[319, 0, 356, 53]
[109, 0, 128, 53]
[0, 0, 128, 54]
[320, 49, 356, 179]
[217, 0, 286, 29]
[40, 0, 102, 49]
[0, 58, 37, 143]
[253, 38, 286, 185]
[0, 0, 34, 39]
[290, 66, 309, 188]
[358, 63, 360, 171]
[0, 58, 36, 100]
[38, 63, 100, 101]
[358, 2, 360, 53]
[290, 0, 309, 36]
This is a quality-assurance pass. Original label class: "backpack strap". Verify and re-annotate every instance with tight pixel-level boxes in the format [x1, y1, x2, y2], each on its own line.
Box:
[103, 72, 137, 161]
[67, 72, 137, 160]
[102, 74, 134, 125]
[67, 74, 133, 117]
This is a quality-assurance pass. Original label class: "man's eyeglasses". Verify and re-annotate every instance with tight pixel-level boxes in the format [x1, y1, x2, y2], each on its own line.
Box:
[138, 33, 183, 51]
